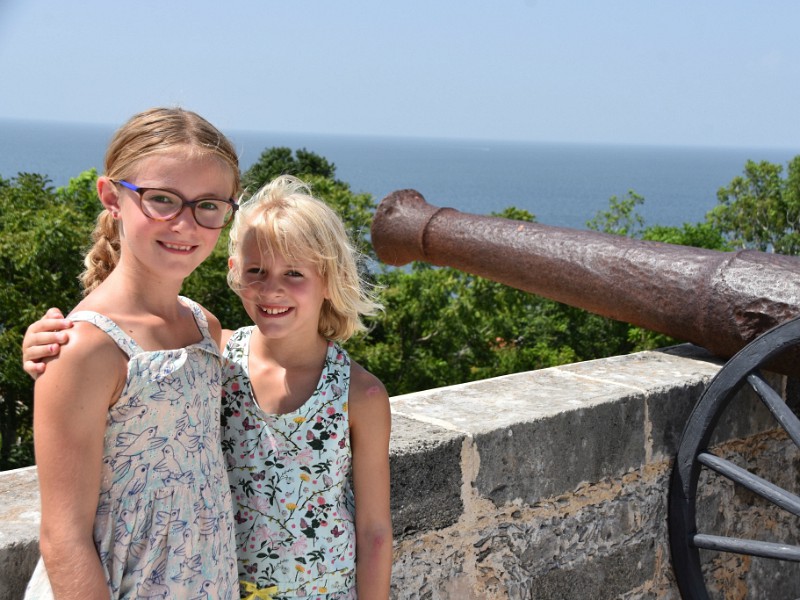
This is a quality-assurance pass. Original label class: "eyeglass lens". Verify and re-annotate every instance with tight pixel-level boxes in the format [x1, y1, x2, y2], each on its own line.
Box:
[140, 190, 234, 228]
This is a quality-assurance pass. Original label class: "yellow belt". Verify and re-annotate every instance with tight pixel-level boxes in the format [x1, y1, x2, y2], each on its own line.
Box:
[240, 580, 279, 600]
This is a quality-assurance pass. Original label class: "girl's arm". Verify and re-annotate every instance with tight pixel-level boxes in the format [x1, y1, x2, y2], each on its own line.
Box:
[348, 362, 393, 600]
[34, 321, 126, 599]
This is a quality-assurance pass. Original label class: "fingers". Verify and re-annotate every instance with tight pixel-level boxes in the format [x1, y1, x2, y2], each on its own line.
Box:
[21, 308, 71, 380]
[23, 360, 47, 380]
[44, 307, 65, 320]
[22, 336, 64, 380]
[26, 316, 72, 336]
[23, 336, 65, 361]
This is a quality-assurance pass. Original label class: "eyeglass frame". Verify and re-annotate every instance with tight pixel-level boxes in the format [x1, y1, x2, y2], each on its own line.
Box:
[111, 179, 239, 229]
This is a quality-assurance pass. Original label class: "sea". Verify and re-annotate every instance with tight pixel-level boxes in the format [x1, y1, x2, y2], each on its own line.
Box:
[2, 118, 799, 231]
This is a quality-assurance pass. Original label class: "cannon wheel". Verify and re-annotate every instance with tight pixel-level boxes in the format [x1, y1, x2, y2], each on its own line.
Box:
[669, 316, 800, 599]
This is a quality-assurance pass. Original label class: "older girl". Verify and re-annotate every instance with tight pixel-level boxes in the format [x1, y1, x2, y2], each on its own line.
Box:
[26, 107, 240, 599]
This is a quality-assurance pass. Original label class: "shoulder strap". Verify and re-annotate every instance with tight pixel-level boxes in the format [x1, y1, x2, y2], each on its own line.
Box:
[179, 296, 207, 331]
[179, 296, 210, 337]
[179, 296, 225, 357]
[69, 311, 142, 358]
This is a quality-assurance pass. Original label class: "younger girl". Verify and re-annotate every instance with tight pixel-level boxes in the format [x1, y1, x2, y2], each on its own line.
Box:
[222, 175, 392, 599]
[24, 176, 393, 599]
[25, 107, 240, 599]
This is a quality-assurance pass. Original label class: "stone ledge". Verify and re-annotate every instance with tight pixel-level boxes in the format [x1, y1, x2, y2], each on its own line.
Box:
[3, 344, 798, 599]
[390, 345, 723, 512]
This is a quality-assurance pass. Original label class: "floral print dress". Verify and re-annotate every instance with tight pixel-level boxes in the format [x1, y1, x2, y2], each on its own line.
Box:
[25, 297, 238, 600]
[221, 327, 356, 600]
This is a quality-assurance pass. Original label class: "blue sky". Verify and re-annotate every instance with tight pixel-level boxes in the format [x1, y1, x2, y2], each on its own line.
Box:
[1, 0, 799, 148]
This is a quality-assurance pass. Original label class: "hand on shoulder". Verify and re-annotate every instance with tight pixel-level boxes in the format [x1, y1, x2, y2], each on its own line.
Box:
[21, 307, 72, 379]
[36, 319, 128, 406]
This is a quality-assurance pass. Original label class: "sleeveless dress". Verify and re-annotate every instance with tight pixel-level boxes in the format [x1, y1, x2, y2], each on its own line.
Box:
[25, 297, 238, 600]
[221, 327, 357, 600]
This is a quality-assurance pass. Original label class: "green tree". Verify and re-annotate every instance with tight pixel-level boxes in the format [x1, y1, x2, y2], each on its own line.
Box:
[0, 170, 99, 468]
[708, 157, 800, 255]
[241, 147, 336, 194]
[642, 222, 729, 250]
[586, 191, 645, 237]
[240, 148, 376, 262]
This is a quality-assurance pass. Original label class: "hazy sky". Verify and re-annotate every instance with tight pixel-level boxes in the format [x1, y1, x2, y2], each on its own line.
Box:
[1, 0, 799, 148]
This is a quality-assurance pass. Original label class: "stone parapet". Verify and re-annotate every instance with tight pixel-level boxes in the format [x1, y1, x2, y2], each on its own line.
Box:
[2, 344, 798, 599]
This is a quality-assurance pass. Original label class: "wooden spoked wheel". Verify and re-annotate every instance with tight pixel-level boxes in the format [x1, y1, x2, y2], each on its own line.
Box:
[669, 316, 800, 599]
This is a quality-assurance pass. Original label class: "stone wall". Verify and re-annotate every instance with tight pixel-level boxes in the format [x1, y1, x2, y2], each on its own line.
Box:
[2, 344, 798, 599]
[387, 344, 800, 599]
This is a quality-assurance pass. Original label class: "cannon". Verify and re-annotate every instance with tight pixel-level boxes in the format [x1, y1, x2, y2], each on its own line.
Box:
[370, 189, 800, 365]
[371, 190, 800, 600]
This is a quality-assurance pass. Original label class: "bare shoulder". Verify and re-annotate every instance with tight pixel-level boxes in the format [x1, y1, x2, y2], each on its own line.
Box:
[56, 320, 125, 366]
[348, 360, 390, 434]
[349, 359, 389, 405]
[347, 359, 391, 463]
[36, 319, 127, 404]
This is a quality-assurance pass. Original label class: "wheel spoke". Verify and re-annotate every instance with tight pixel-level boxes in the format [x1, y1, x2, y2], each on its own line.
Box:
[697, 452, 800, 517]
[693, 534, 800, 562]
[748, 372, 800, 448]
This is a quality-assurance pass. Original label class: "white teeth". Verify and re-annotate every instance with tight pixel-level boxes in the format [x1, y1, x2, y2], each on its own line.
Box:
[259, 306, 290, 315]
[163, 242, 193, 251]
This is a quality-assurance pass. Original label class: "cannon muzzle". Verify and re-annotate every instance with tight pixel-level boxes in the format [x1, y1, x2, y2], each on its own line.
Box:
[371, 190, 800, 364]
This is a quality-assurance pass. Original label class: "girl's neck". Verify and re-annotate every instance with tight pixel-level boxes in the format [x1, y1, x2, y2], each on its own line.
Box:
[249, 327, 329, 370]
[246, 329, 330, 415]
[84, 264, 186, 319]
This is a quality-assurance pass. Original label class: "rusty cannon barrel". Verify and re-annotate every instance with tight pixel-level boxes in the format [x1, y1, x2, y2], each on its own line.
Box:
[371, 189, 800, 364]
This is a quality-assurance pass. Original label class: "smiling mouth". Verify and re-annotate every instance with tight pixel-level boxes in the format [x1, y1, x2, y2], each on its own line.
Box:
[160, 242, 195, 252]
[257, 305, 291, 316]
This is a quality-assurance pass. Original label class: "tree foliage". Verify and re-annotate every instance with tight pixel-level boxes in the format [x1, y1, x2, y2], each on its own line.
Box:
[241, 147, 336, 195]
[0, 170, 99, 468]
[708, 157, 800, 254]
[586, 191, 645, 237]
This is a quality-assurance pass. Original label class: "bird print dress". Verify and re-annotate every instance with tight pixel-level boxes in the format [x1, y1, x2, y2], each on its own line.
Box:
[25, 297, 238, 600]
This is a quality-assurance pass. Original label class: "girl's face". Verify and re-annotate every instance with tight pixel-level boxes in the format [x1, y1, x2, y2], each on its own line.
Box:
[233, 232, 328, 342]
[101, 151, 235, 282]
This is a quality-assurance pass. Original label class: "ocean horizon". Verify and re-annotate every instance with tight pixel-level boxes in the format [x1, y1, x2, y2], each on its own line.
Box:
[2, 117, 799, 231]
